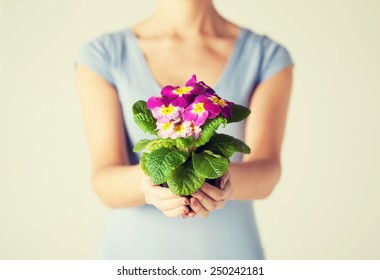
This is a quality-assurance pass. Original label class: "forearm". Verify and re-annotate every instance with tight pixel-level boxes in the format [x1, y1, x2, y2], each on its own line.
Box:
[92, 164, 146, 208]
[229, 159, 281, 200]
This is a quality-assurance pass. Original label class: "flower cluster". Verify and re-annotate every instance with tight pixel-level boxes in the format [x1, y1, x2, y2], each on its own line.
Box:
[132, 74, 251, 196]
[147, 75, 233, 140]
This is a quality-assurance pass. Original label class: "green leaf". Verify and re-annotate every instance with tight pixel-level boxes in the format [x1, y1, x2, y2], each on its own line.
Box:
[171, 136, 195, 149]
[194, 115, 227, 147]
[203, 133, 251, 158]
[203, 150, 222, 158]
[134, 138, 178, 153]
[148, 138, 175, 151]
[192, 150, 229, 179]
[132, 100, 149, 115]
[132, 101, 157, 135]
[139, 152, 150, 176]
[167, 161, 205, 196]
[144, 147, 188, 184]
[134, 113, 157, 135]
[133, 139, 154, 152]
[227, 104, 251, 123]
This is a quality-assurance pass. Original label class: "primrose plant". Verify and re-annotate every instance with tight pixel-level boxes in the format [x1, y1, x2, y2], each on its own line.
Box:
[132, 75, 251, 196]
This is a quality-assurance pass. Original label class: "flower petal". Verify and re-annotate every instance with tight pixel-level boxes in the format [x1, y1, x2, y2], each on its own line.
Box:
[191, 125, 202, 140]
[185, 74, 197, 86]
[171, 97, 191, 108]
[199, 81, 215, 94]
[147, 96, 170, 109]
[193, 111, 208, 126]
[189, 83, 205, 95]
[161, 85, 179, 100]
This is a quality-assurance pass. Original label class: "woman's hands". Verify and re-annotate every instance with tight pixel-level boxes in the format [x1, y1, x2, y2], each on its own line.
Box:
[140, 176, 191, 218]
[140, 171, 233, 218]
[187, 171, 233, 218]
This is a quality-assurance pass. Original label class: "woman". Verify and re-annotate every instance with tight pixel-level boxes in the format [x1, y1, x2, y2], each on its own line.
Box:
[75, 0, 293, 259]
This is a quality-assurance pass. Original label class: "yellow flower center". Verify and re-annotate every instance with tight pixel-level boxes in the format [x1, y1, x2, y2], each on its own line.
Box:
[193, 103, 205, 114]
[173, 87, 193, 96]
[218, 99, 227, 107]
[210, 96, 219, 104]
[174, 124, 184, 133]
[161, 105, 175, 116]
[210, 96, 227, 107]
[162, 122, 172, 131]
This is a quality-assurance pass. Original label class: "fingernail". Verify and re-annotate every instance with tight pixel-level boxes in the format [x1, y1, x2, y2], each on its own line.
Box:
[183, 199, 189, 205]
[191, 199, 197, 206]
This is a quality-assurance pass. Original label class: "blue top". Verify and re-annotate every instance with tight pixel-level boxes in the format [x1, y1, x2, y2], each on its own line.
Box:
[74, 26, 293, 260]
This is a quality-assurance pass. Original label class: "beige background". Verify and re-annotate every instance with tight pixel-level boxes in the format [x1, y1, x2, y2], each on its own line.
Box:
[1, 0, 379, 259]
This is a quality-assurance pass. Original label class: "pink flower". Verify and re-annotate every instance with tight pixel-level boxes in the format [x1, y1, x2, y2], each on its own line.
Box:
[194, 94, 221, 119]
[183, 100, 209, 126]
[161, 75, 205, 108]
[204, 94, 233, 119]
[160, 86, 194, 107]
[191, 124, 202, 140]
[171, 121, 193, 139]
[151, 104, 183, 122]
[147, 95, 170, 109]
[185, 74, 198, 86]
[198, 81, 216, 94]
[156, 120, 177, 139]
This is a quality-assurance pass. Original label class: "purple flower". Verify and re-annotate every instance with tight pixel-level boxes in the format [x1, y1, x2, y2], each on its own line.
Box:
[147, 95, 170, 109]
[172, 121, 193, 139]
[206, 94, 234, 119]
[185, 75, 212, 95]
[151, 104, 183, 122]
[184, 100, 209, 126]
[160, 86, 194, 107]
[161, 75, 205, 107]
[191, 124, 202, 140]
[194, 94, 221, 119]
[198, 81, 215, 94]
[185, 74, 198, 86]
[156, 120, 177, 139]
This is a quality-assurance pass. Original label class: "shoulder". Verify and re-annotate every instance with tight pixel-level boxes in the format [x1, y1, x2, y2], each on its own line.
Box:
[78, 28, 129, 63]
[74, 28, 130, 85]
[241, 27, 294, 83]
[241, 27, 292, 58]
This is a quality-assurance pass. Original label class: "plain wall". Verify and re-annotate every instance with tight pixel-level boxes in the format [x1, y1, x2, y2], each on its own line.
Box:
[1, 0, 379, 259]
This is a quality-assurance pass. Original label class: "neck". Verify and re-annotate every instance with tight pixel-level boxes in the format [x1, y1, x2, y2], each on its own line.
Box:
[152, 0, 224, 36]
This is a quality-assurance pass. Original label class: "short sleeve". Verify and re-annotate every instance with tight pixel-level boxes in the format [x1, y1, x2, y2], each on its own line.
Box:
[74, 35, 115, 86]
[257, 36, 294, 83]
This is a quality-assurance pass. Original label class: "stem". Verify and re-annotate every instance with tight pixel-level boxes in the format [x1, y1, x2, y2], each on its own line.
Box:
[188, 145, 196, 154]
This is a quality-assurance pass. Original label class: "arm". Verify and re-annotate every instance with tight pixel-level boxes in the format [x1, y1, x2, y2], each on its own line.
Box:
[190, 66, 293, 216]
[75, 64, 145, 208]
[230, 65, 293, 199]
[76, 64, 190, 216]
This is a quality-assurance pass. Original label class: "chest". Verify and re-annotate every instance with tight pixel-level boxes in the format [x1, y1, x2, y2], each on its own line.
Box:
[136, 36, 237, 87]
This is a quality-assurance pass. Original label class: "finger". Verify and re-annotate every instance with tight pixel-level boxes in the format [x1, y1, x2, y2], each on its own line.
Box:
[145, 184, 180, 200]
[163, 205, 189, 218]
[204, 176, 233, 201]
[199, 182, 225, 201]
[183, 209, 197, 218]
[187, 210, 197, 217]
[220, 177, 233, 199]
[155, 197, 189, 211]
[192, 189, 224, 211]
[224, 178, 233, 197]
[218, 171, 230, 190]
[190, 197, 210, 218]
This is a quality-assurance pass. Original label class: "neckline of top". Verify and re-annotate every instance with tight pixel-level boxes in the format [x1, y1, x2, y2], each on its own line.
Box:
[124, 27, 248, 93]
